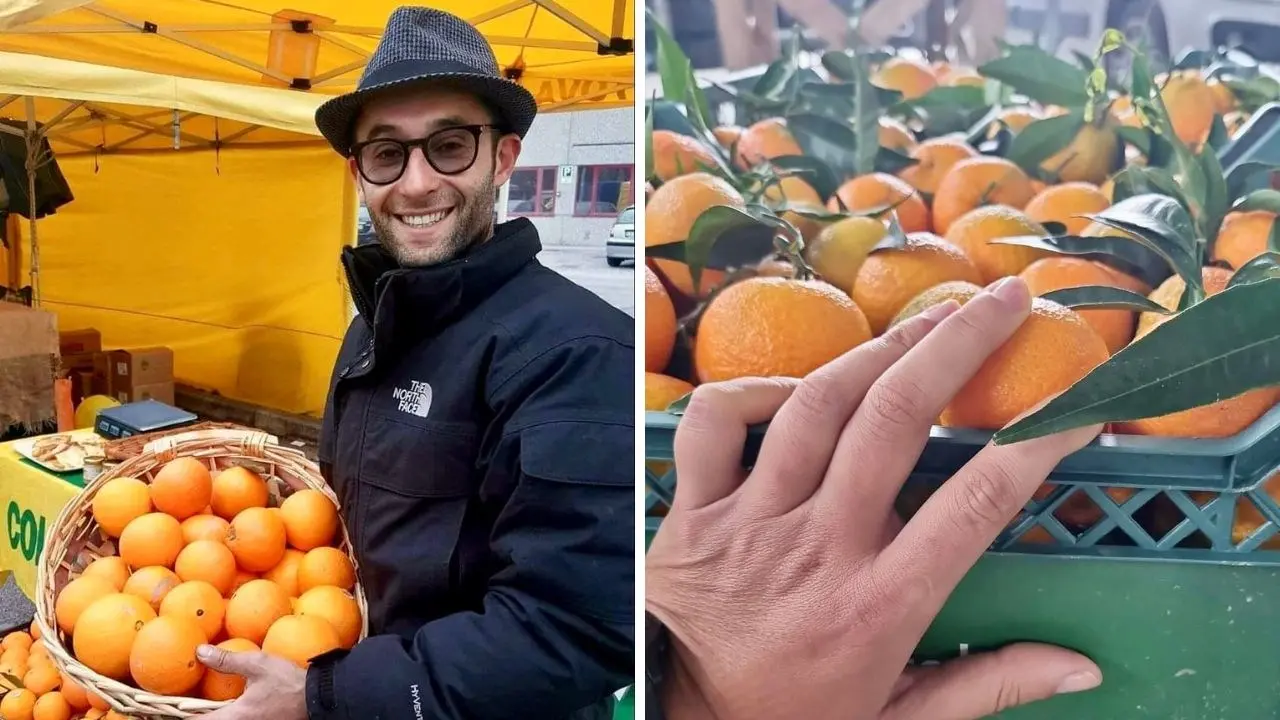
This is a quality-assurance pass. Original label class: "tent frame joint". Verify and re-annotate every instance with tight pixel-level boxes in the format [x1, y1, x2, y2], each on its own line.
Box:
[142, 21, 157, 33]
[597, 37, 633, 55]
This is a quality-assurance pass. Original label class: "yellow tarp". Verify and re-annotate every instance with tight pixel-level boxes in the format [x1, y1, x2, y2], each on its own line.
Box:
[0, 0, 635, 112]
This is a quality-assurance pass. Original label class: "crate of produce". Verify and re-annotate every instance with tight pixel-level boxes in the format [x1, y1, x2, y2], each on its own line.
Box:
[32, 431, 367, 718]
[644, 20, 1280, 720]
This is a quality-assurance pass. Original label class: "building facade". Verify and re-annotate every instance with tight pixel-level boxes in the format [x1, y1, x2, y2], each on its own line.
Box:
[499, 106, 635, 247]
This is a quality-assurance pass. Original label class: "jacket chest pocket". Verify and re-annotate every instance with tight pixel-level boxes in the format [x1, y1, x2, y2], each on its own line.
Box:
[356, 411, 478, 628]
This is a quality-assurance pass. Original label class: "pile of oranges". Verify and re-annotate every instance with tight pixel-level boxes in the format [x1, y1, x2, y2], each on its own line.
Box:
[644, 61, 1279, 440]
[20, 456, 360, 716]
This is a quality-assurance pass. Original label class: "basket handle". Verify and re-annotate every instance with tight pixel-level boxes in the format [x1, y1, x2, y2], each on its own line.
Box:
[148, 429, 279, 462]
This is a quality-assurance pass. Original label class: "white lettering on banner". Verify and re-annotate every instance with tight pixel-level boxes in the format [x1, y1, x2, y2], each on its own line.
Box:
[392, 380, 433, 418]
[410, 683, 424, 720]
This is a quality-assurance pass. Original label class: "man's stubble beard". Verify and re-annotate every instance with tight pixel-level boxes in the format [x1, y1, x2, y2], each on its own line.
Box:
[370, 171, 497, 268]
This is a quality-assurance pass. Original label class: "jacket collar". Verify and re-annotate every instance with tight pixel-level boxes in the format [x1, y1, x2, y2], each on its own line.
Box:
[342, 217, 542, 344]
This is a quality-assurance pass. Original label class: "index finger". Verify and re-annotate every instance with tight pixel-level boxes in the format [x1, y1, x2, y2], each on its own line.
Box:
[880, 420, 1102, 613]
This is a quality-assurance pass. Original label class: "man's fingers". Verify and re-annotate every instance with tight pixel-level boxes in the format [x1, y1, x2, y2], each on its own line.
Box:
[738, 301, 960, 516]
[886, 419, 1102, 612]
[671, 377, 800, 510]
[197, 644, 262, 676]
[815, 277, 1031, 532]
[880, 643, 1101, 720]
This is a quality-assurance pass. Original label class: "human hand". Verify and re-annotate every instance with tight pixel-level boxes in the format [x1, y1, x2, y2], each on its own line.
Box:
[646, 276, 1104, 720]
[196, 644, 309, 720]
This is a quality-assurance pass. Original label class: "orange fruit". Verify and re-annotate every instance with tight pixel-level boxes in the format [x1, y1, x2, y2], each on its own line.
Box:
[932, 157, 1038, 235]
[278, 490, 339, 552]
[897, 137, 978, 195]
[262, 549, 305, 597]
[57, 674, 89, 710]
[1207, 77, 1237, 115]
[878, 117, 917, 153]
[260, 615, 341, 669]
[294, 586, 363, 649]
[54, 576, 116, 635]
[647, 172, 743, 298]
[23, 663, 61, 694]
[224, 579, 292, 645]
[852, 232, 983, 335]
[940, 296, 1110, 429]
[1019, 257, 1140, 354]
[1040, 120, 1121, 185]
[1160, 71, 1217, 145]
[150, 457, 213, 521]
[80, 556, 130, 591]
[805, 216, 892, 293]
[226, 507, 287, 572]
[651, 130, 721, 181]
[32, 691, 71, 720]
[118, 512, 185, 569]
[943, 205, 1053, 283]
[758, 175, 825, 242]
[645, 265, 678, 373]
[210, 466, 270, 520]
[0, 688, 36, 720]
[694, 277, 872, 383]
[86, 690, 110, 711]
[296, 547, 356, 594]
[122, 566, 181, 612]
[993, 107, 1042, 136]
[1134, 266, 1232, 339]
[1212, 210, 1277, 271]
[941, 68, 985, 88]
[72, 593, 157, 680]
[871, 57, 937, 100]
[712, 125, 743, 150]
[828, 173, 931, 234]
[174, 539, 238, 596]
[2, 630, 32, 653]
[128, 615, 207, 695]
[181, 514, 231, 545]
[644, 373, 695, 412]
[28, 623, 40, 641]
[90, 477, 153, 539]
[1023, 182, 1112, 236]
[733, 117, 803, 169]
[160, 580, 227, 642]
[198, 637, 260, 701]
[228, 570, 258, 597]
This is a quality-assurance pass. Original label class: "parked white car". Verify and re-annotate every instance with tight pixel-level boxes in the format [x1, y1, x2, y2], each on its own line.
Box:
[606, 205, 635, 267]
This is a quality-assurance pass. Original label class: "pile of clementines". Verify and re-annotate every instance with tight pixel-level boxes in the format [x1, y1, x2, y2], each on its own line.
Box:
[0, 457, 361, 718]
[645, 58, 1279, 441]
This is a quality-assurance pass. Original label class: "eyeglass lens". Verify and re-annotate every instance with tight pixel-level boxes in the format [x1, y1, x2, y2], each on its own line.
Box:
[357, 127, 480, 183]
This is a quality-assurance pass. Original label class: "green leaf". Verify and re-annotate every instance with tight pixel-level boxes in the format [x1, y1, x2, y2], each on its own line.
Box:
[990, 233, 1168, 287]
[851, 51, 881, 176]
[874, 146, 919, 175]
[1197, 146, 1230, 242]
[779, 204, 847, 222]
[645, 242, 686, 262]
[1227, 252, 1280, 288]
[648, 9, 716, 134]
[786, 112, 858, 178]
[665, 392, 693, 415]
[994, 277, 1280, 445]
[1005, 111, 1085, 175]
[904, 86, 988, 110]
[978, 45, 1091, 107]
[1086, 194, 1202, 289]
[1113, 166, 1189, 210]
[1115, 125, 1151, 156]
[1233, 189, 1280, 214]
[821, 50, 856, 81]
[1042, 221, 1068, 236]
[685, 206, 781, 289]
[0, 672, 22, 688]
[644, 102, 655, 181]
[754, 57, 797, 101]
[769, 155, 841, 202]
[1039, 285, 1172, 314]
[1206, 114, 1231, 151]
[878, 211, 909, 251]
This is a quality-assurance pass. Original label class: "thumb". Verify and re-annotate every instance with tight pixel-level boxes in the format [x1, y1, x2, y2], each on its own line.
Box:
[880, 642, 1102, 720]
[197, 644, 265, 676]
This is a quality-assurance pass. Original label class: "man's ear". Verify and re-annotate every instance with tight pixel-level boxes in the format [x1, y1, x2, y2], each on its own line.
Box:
[492, 134, 522, 187]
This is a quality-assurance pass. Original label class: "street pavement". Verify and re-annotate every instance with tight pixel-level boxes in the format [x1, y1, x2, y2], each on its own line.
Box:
[539, 244, 636, 316]
[0, 243, 635, 631]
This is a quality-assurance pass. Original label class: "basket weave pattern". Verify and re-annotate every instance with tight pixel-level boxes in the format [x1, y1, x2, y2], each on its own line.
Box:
[33, 432, 368, 718]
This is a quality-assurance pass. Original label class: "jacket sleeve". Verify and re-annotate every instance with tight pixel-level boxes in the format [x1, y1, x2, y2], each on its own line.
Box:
[305, 334, 635, 720]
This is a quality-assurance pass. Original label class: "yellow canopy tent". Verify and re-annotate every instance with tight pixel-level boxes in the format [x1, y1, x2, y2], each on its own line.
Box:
[0, 1, 635, 417]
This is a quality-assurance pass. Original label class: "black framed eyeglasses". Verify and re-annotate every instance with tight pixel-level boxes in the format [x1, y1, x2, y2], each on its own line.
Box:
[351, 124, 502, 185]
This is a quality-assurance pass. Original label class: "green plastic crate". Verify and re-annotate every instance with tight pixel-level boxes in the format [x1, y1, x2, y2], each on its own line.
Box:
[644, 404, 1280, 718]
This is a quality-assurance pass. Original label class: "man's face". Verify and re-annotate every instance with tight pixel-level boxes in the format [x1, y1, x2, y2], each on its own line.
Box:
[350, 87, 520, 267]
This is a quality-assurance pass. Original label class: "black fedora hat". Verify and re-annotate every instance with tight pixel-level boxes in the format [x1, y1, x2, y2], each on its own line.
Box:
[315, 6, 538, 157]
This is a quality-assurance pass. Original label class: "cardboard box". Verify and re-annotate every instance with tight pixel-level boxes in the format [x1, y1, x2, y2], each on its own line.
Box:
[60, 351, 97, 374]
[109, 347, 174, 396]
[92, 352, 112, 395]
[114, 381, 175, 406]
[0, 303, 58, 429]
[59, 328, 101, 356]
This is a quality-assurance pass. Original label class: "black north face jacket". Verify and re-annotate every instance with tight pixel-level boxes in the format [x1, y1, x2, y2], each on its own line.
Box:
[305, 218, 635, 720]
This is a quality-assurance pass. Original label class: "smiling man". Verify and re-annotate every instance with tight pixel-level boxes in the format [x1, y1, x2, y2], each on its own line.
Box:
[192, 7, 635, 720]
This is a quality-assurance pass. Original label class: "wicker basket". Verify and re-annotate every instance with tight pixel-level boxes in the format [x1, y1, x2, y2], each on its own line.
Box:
[32, 431, 368, 718]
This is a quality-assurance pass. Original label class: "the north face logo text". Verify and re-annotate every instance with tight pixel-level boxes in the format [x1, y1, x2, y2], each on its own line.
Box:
[392, 380, 433, 418]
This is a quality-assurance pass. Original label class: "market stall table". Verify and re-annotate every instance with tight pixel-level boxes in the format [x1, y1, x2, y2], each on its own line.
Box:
[0, 437, 84, 600]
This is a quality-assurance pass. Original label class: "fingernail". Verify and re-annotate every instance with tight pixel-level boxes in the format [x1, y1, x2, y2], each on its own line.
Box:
[197, 645, 215, 661]
[919, 299, 960, 323]
[1055, 671, 1101, 694]
[987, 276, 1029, 305]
